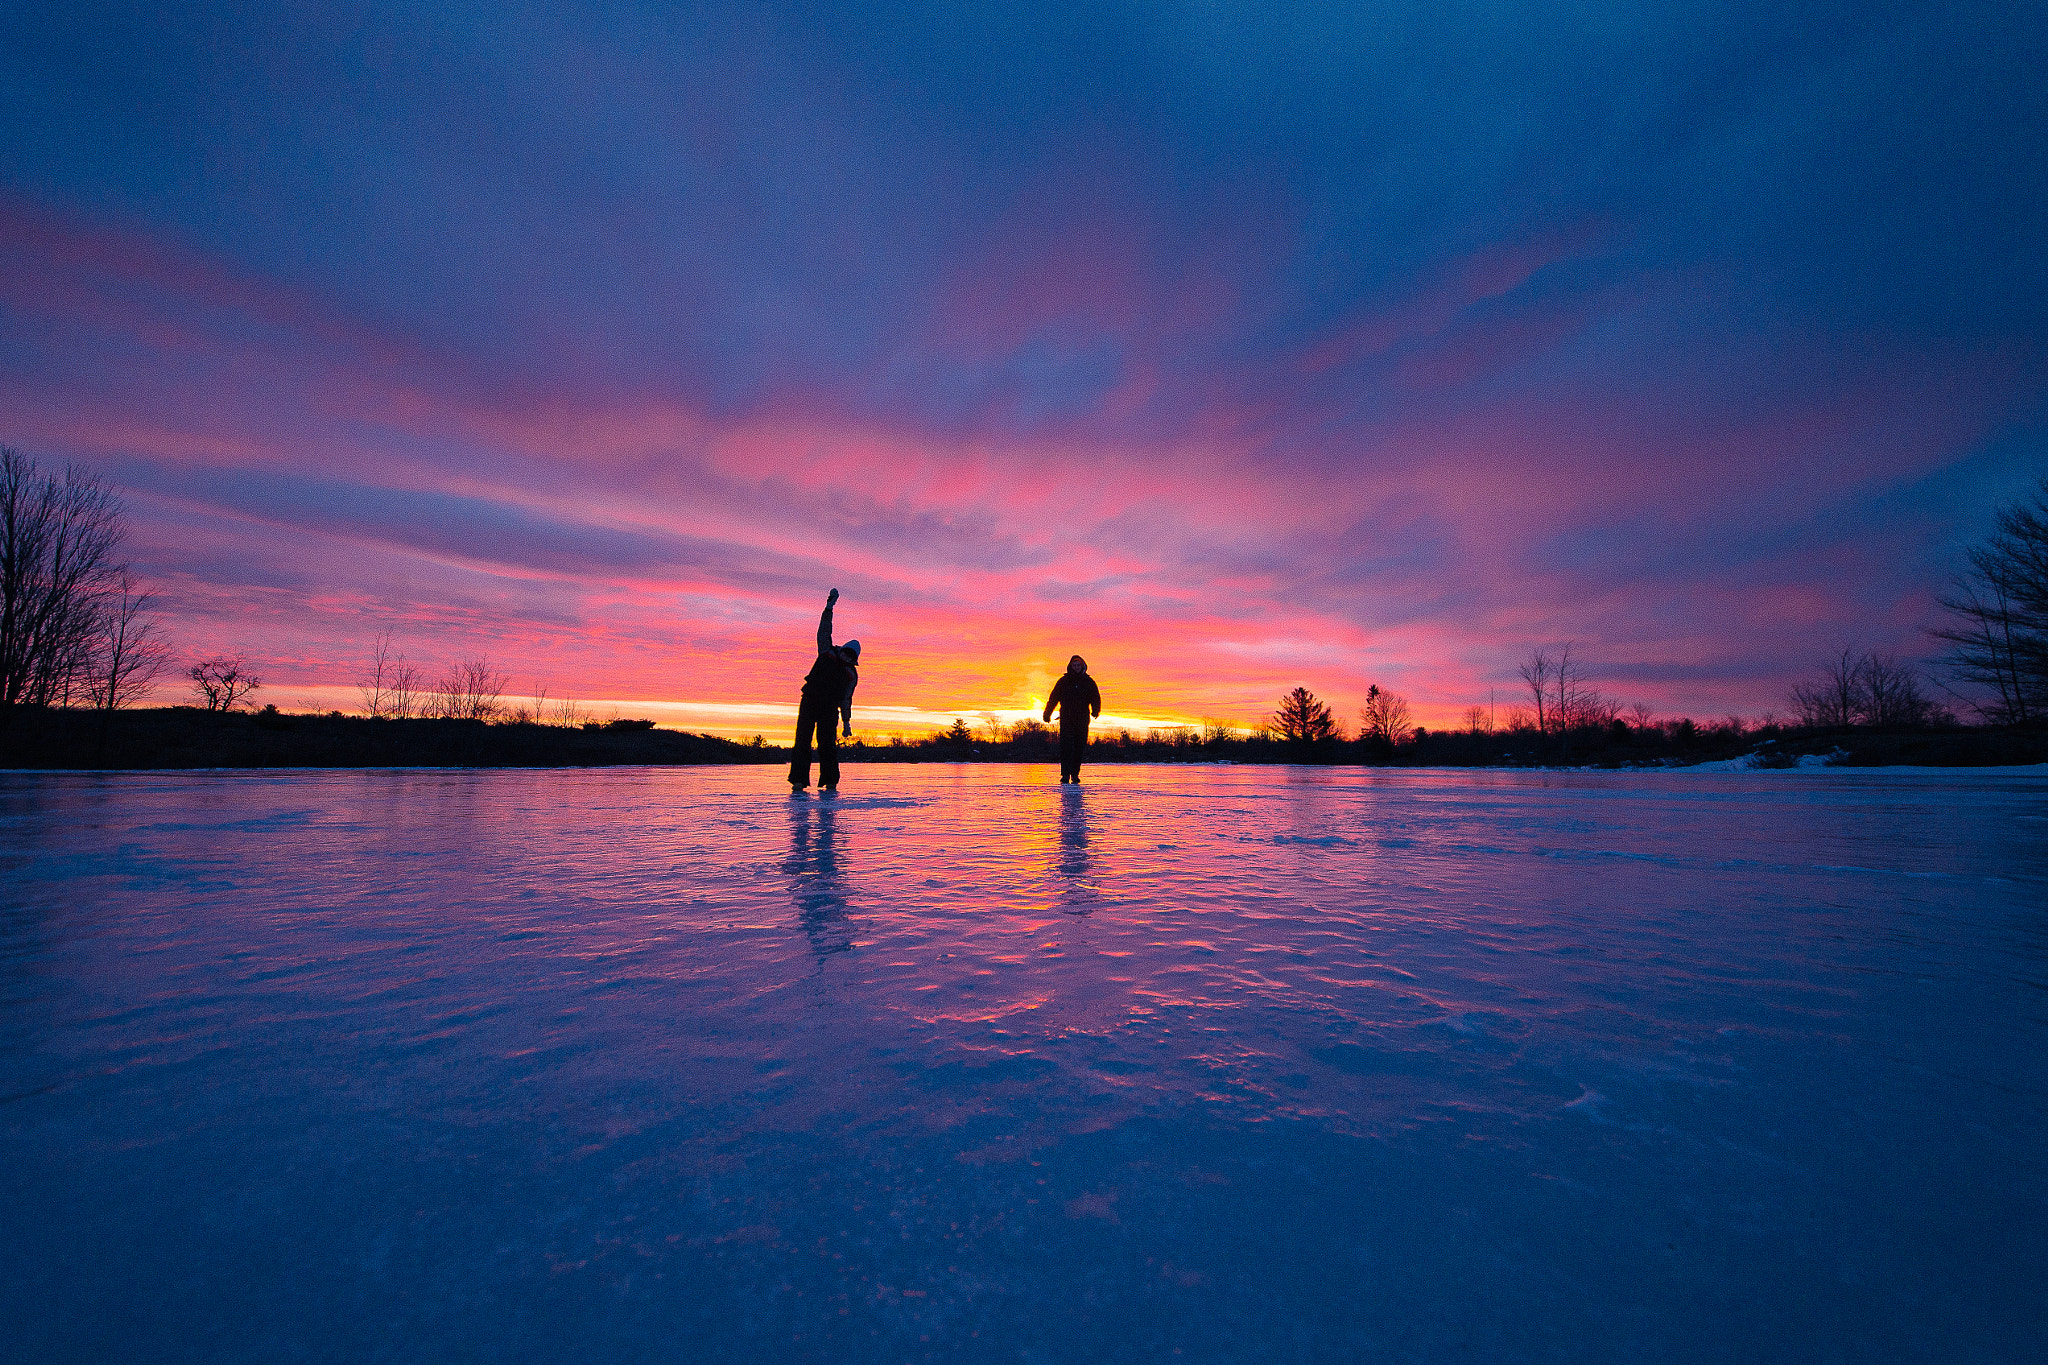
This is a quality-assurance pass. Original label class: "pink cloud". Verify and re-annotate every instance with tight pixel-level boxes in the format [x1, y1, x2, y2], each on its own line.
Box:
[3, 196, 2023, 734]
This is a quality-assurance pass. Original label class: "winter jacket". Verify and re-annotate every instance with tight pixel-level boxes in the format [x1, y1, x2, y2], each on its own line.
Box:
[1043, 672, 1101, 728]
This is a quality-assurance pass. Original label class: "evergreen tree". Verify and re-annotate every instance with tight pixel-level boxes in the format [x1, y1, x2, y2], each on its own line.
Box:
[1272, 686, 1336, 743]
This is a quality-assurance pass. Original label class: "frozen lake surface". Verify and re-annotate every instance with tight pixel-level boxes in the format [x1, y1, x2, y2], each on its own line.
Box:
[4, 764, 2044, 1362]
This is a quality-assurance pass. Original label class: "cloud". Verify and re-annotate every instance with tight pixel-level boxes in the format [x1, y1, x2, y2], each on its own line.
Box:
[2, 1, 2044, 725]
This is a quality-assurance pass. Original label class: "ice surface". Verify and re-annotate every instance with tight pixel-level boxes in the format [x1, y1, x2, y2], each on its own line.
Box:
[3, 765, 2044, 1362]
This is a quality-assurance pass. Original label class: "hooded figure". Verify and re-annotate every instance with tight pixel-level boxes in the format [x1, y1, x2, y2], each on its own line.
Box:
[1042, 654, 1102, 783]
[791, 588, 859, 791]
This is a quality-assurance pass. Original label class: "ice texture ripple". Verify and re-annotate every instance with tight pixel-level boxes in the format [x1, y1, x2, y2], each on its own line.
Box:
[3, 765, 2045, 1362]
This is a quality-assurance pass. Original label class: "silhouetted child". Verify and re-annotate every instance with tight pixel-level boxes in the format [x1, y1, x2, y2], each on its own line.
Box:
[790, 588, 859, 791]
[1043, 655, 1101, 783]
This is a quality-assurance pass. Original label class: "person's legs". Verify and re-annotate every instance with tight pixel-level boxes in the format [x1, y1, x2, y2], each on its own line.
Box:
[790, 697, 818, 787]
[1061, 721, 1088, 781]
[818, 719, 840, 789]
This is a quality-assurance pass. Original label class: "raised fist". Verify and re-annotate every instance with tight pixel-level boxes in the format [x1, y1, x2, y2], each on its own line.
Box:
[827, 588, 840, 605]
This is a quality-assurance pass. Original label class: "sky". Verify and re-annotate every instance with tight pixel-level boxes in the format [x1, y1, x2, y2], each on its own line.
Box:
[3, 1, 2045, 735]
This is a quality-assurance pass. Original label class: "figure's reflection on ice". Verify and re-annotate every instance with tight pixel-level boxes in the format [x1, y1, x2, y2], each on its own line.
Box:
[783, 797, 852, 959]
[1057, 783, 1093, 914]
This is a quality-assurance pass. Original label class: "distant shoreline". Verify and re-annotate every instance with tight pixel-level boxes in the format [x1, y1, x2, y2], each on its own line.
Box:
[7, 762, 2046, 781]
[3, 707, 2042, 773]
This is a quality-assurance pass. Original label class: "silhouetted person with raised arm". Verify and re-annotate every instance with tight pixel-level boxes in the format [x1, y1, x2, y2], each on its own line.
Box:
[790, 588, 859, 792]
[1043, 654, 1101, 783]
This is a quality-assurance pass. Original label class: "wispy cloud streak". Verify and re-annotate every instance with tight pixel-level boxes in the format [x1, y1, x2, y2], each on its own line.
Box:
[2, 2, 2043, 728]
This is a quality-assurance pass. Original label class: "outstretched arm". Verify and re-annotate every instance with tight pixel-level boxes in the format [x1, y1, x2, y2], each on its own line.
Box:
[816, 588, 839, 653]
[1042, 677, 1060, 724]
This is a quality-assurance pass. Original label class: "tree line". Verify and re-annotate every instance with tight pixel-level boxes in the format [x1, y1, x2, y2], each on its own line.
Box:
[0, 446, 613, 734]
[1787, 649, 1939, 728]
[1262, 478, 2048, 749]
[354, 632, 591, 724]
[0, 447, 170, 728]
[1776, 477, 2047, 730]
[4, 443, 2043, 746]
[1267, 643, 1640, 751]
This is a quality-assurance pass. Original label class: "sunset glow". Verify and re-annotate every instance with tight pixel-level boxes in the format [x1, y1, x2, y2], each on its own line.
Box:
[2, 5, 2042, 733]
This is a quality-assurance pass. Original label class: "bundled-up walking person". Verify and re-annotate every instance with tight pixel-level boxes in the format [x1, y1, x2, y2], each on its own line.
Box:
[1043, 655, 1101, 783]
[790, 588, 860, 792]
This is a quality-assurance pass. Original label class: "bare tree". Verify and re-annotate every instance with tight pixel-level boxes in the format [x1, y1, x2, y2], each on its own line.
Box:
[1517, 648, 1554, 734]
[188, 655, 262, 711]
[1931, 480, 2047, 723]
[1627, 702, 1656, 730]
[387, 661, 425, 719]
[359, 633, 433, 719]
[507, 683, 552, 726]
[88, 573, 170, 712]
[1790, 647, 1867, 727]
[44, 619, 98, 710]
[1858, 652, 1934, 727]
[434, 656, 509, 721]
[1272, 686, 1337, 743]
[358, 630, 398, 718]
[1932, 580, 2031, 723]
[0, 447, 127, 726]
[1462, 705, 1490, 735]
[1552, 644, 1581, 730]
[1200, 717, 1239, 744]
[1788, 648, 1936, 728]
[1359, 684, 1414, 745]
[1534, 643, 1620, 733]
